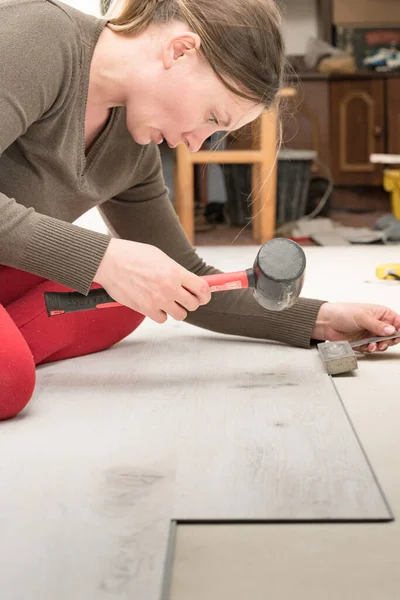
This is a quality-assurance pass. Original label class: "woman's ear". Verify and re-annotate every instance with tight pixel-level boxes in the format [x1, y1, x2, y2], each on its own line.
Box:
[162, 32, 201, 68]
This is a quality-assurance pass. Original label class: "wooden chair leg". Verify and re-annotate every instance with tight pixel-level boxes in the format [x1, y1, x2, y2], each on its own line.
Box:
[258, 109, 278, 243]
[199, 164, 209, 206]
[173, 108, 278, 245]
[251, 163, 262, 244]
[174, 145, 195, 244]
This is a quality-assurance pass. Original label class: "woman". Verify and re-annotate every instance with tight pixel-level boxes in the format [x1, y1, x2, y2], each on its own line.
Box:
[0, 0, 399, 421]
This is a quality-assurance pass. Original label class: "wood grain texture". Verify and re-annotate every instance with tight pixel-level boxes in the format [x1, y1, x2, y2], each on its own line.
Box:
[161, 327, 389, 520]
[387, 78, 400, 156]
[317, 0, 333, 44]
[282, 80, 331, 177]
[0, 375, 175, 600]
[0, 246, 393, 599]
[333, 0, 400, 25]
[330, 79, 385, 186]
[169, 245, 400, 600]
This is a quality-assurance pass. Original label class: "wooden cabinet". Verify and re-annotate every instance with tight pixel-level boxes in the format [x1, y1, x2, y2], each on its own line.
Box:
[388, 79, 400, 156]
[330, 79, 384, 185]
[283, 73, 399, 188]
[282, 81, 331, 176]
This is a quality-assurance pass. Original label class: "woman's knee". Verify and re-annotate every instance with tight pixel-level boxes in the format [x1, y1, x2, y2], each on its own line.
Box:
[0, 307, 36, 420]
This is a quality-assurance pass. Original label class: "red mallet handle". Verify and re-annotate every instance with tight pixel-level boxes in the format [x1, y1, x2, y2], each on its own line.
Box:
[202, 270, 253, 292]
[44, 270, 255, 317]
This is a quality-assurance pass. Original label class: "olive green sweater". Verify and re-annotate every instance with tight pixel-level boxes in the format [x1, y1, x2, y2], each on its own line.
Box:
[0, 0, 324, 347]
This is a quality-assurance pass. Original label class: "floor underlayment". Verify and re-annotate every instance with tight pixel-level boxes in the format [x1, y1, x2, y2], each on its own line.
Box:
[0, 245, 399, 600]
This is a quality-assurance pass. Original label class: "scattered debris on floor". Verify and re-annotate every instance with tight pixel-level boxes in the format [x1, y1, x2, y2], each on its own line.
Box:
[276, 216, 400, 246]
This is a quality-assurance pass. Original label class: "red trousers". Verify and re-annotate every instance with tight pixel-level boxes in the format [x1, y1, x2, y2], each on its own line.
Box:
[0, 266, 145, 420]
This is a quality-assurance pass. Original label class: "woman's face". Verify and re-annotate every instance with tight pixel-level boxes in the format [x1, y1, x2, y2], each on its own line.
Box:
[123, 29, 264, 151]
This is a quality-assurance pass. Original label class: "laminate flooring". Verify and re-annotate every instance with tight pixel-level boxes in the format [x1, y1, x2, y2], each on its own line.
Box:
[0, 313, 391, 599]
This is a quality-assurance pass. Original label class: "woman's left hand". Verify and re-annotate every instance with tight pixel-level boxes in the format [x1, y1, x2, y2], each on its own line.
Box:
[311, 303, 400, 352]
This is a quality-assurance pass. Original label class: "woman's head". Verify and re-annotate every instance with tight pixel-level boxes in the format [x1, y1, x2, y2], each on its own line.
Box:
[100, 0, 286, 150]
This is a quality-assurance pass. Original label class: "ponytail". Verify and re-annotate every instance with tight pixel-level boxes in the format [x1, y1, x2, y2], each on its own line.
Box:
[101, 0, 285, 109]
[104, 0, 171, 36]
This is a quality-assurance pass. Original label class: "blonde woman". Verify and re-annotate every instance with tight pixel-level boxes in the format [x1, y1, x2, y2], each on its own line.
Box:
[0, 0, 398, 420]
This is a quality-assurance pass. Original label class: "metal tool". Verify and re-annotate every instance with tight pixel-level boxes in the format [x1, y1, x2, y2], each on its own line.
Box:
[44, 238, 306, 317]
[318, 331, 400, 375]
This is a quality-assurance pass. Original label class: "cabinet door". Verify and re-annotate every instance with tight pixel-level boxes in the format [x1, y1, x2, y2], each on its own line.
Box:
[282, 80, 331, 176]
[388, 78, 400, 156]
[331, 80, 385, 185]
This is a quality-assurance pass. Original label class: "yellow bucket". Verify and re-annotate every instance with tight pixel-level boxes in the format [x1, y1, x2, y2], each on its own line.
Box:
[384, 169, 400, 219]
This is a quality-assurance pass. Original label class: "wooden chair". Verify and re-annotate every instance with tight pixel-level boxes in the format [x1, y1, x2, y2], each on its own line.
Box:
[173, 88, 296, 244]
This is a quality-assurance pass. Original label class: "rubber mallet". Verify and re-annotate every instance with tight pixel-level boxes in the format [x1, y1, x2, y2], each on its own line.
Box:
[44, 238, 306, 317]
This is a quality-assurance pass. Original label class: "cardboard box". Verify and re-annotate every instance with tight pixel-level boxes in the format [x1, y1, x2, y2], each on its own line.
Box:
[334, 0, 400, 25]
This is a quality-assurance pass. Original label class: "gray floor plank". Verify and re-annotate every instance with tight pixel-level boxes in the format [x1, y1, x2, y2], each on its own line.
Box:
[168, 245, 400, 600]
[0, 317, 391, 600]
[169, 523, 400, 600]
[0, 361, 176, 600]
[167, 330, 389, 520]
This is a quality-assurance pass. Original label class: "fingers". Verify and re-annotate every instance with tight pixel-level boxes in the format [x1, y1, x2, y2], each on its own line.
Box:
[182, 272, 212, 306]
[375, 336, 400, 351]
[360, 314, 396, 338]
[176, 288, 203, 313]
[152, 284, 207, 323]
[164, 302, 188, 322]
[129, 275, 209, 324]
[379, 337, 400, 350]
[148, 309, 168, 324]
[147, 304, 187, 323]
[357, 338, 400, 353]
[160, 288, 205, 322]
[355, 343, 372, 353]
[148, 307, 187, 324]
[382, 309, 400, 332]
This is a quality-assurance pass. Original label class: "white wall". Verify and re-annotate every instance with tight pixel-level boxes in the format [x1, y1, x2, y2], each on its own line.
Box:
[62, 0, 318, 55]
[280, 0, 318, 55]
[61, 0, 100, 16]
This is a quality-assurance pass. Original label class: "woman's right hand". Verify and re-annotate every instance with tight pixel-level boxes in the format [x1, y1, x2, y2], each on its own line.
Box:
[94, 239, 212, 323]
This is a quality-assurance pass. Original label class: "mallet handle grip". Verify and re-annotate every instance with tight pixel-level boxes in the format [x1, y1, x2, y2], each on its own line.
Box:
[44, 288, 121, 317]
[44, 269, 255, 317]
[202, 269, 254, 292]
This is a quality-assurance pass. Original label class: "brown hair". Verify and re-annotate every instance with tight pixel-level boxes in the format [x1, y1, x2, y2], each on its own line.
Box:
[102, 0, 286, 110]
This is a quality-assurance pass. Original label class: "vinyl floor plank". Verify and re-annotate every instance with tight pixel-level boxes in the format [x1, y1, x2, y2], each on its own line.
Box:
[0, 318, 391, 600]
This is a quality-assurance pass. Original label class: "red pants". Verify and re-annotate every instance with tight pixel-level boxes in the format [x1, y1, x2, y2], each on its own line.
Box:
[0, 266, 145, 420]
